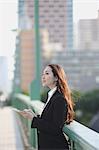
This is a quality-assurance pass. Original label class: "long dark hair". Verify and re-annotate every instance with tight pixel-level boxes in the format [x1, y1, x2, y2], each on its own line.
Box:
[48, 64, 75, 124]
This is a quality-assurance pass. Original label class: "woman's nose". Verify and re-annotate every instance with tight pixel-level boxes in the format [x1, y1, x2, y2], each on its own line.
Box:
[42, 74, 45, 79]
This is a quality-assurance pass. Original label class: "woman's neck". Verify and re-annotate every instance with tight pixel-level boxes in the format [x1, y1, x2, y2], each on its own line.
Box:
[49, 85, 57, 90]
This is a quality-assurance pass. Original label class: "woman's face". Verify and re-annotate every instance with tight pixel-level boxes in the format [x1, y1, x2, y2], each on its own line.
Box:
[41, 66, 57, 89]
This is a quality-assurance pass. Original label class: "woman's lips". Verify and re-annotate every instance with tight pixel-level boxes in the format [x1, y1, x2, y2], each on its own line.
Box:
[42, 79, 46, 83]
[43, 80, 46, 83]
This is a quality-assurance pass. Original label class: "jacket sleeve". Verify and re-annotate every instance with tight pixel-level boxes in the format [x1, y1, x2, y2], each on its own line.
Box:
[31, 96, 67, 135]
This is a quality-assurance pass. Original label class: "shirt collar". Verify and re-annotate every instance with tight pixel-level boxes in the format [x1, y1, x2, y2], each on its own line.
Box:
[48, 86, 57, 98]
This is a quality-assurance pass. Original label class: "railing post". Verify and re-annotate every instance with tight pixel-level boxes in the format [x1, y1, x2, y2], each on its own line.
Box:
[30, 0, 41, 100]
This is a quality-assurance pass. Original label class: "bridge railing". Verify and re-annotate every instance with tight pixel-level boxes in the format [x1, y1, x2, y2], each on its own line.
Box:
[11, 94, 99, 150]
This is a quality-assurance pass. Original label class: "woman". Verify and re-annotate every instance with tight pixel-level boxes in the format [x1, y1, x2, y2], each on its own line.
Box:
[20, 64, 75, 150]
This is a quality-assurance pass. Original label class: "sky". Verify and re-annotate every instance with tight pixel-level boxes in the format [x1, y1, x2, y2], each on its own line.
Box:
[0, 0, 99, 83]
[73, 0, 99, 22]
[0, 0, 18, 57]
[0, 0, 18, 82]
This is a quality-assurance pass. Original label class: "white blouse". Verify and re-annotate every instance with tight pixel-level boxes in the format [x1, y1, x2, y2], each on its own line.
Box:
[43, 86, 57, 110]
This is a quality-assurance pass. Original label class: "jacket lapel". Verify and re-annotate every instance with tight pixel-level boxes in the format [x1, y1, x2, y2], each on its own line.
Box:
[41, 90, 60, 117]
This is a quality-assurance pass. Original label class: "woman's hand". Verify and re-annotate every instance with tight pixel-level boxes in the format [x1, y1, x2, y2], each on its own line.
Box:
[19, 109, 36, 121]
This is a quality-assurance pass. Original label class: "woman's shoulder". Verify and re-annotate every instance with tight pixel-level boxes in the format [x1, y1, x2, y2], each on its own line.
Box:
[53, 90, 67, 104]
[54, 90, 64, 98]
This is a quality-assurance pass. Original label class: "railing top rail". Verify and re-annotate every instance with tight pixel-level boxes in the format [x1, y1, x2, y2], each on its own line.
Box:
[13, 94, 99, 150]
[63, 121, 99, 150]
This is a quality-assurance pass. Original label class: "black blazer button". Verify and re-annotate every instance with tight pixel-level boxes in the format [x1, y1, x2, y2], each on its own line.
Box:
[38, 130, 40, 134]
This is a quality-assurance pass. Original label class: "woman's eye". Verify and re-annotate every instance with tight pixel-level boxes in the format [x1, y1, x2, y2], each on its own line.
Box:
[42, 72, 49, 76]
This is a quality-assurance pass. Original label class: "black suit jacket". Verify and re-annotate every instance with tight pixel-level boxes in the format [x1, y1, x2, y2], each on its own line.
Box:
[31, 90, 69, 150]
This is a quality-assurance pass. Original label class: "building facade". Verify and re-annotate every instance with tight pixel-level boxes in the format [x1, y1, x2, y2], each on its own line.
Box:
[51, 50, 99, 92]
[0, 56, 9, 94]
[78, 11, 99, 50]
[14, 0, 73, 93]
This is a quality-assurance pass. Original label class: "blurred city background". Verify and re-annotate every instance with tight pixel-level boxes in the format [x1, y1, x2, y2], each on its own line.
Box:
[0, 0, 99, 149]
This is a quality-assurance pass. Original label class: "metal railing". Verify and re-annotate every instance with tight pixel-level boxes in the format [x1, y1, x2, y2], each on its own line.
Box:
[11, 94, 99, 150]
